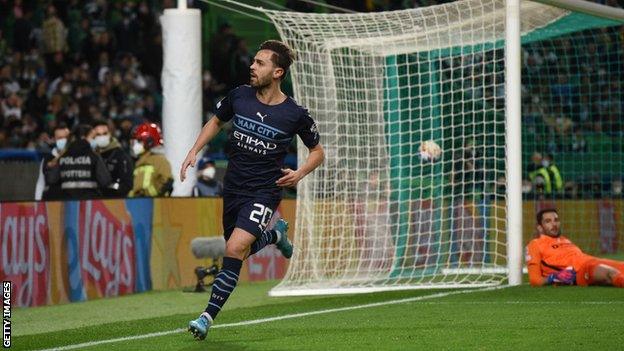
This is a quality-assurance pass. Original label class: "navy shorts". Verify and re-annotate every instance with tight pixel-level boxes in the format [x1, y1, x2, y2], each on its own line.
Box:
[222, 192, 281, 241]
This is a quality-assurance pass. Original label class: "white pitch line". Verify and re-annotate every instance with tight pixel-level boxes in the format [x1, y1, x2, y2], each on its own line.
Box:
[38, 285, 507, 351]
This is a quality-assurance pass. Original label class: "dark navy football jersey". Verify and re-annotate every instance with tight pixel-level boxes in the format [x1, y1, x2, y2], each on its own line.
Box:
[215, 85, 320, 196]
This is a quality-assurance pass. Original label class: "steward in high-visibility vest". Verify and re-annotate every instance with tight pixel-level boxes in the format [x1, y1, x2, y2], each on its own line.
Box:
[528, 157, 563, 195]
[529, 166, 552, 194]
[129, 123, 173, 197]
[543, 154, 563, 193]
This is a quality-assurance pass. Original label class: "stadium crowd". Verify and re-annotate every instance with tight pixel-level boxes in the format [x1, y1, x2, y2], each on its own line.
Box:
[0, 0, 623, 200]
[0, 0, 164, 151]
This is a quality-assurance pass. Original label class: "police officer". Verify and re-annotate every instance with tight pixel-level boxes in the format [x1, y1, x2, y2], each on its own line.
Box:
[128, 122, 173, 197]
[46, 124, 112, 199]
[92, 119, 134, 198]
[40, 123, 70, 200]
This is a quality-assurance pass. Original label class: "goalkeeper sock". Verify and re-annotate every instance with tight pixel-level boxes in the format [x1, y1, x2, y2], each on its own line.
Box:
[613, 273, 624, 288]
[249, 229, 278, 256]
[204, 256, 242, 320]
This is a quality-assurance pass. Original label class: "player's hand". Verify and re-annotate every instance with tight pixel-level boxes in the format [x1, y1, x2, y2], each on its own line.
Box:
[276, 168, 303, 188]
[180, 151, 197, 182]
[547, 268, 576, 285]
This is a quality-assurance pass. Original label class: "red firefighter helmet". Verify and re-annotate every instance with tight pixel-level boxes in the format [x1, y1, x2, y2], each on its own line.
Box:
[132, 122, 163, 148]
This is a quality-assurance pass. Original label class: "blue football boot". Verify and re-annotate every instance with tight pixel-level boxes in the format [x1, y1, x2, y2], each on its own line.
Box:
[188, 312, 212, 340]
[274, 219, 293, 259]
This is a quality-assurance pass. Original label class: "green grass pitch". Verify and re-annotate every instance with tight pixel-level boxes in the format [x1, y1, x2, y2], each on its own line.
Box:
[13, 281, 624, 351]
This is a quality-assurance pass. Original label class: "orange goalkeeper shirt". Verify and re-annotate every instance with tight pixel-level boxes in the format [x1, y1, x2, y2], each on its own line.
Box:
[525, 234, 593, 286]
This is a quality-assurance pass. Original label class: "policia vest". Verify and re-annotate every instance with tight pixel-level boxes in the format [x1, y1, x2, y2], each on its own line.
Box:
[56, 139, 112, 199]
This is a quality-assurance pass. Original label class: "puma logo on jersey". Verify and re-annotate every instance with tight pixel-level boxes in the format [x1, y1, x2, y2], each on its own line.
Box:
[256, 112, 267, 122]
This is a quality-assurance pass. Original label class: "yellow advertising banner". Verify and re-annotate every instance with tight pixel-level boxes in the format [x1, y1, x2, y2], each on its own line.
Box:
[46, 201, 69, 306]
[150, 198, 297, 290]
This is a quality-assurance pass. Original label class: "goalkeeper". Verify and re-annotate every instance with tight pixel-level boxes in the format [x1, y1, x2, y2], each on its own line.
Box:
[526, 209, 624, 287]
[180, 40, 324, 341]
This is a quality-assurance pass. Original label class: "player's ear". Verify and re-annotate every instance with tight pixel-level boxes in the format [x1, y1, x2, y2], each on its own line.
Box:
[273, 67, 284, 80]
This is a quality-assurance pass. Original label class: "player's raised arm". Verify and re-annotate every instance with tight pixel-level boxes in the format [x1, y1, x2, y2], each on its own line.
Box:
[180, 116, 225, 182]
[276, 143, 324, 188]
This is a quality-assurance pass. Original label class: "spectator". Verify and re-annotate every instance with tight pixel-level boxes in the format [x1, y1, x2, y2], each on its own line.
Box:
[209, 23, 238, 88]
[12, 9, 34, 53]
[45, 124, 111, 199]
[569, 127, 587, 153]
[40, 123, 70, 200]
[41, 5, 67, 77]
[230, 39, 252, 87]
[114, 4, 140, 55]
[25, 79, 48, 121]
[92, 119, 134, 198]
[0, 29, 8, 59]
[192, 156, 223, 197]
[543, 154, 563, 194]
[1, 92, 23, 120]
[128, 122, 172, 197]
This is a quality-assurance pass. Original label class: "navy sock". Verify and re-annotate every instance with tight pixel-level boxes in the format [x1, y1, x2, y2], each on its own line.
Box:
[205, 256, 242, 320]
[249, 229, 278, 256]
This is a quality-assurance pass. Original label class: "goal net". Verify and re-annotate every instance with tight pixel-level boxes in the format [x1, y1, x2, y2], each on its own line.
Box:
[260, 0, 618, 296]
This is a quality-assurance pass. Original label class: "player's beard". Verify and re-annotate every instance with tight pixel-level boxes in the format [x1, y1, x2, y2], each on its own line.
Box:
[250, 73, 271, 90]
[548, 226, 561, 237]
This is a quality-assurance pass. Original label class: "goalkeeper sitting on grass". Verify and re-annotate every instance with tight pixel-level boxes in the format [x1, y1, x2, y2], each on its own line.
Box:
[526, 208, 624, 287]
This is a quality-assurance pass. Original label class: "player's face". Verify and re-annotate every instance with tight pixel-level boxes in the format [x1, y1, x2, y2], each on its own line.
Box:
[249, 50, 283, 88]
[538, 212, 560, 237]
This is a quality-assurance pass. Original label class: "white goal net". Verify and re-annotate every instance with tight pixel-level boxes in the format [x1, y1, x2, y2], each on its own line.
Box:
[262, 0, 568, 296]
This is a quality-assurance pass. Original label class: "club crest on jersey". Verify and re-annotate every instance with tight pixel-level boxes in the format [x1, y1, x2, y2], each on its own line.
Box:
[256, 112, 267, 122]
[310, 123, 318, 134]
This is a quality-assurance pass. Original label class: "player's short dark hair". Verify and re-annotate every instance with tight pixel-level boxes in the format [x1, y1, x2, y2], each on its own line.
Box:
[536, 208, 558, 225]
[259, 40, 295, 80]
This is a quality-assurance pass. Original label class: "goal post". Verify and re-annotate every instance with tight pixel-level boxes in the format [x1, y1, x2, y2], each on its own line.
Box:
[256, 0, 622, 296]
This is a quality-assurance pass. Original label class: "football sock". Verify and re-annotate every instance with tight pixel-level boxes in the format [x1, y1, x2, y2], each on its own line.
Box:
[249, 229, 278, 256]
[613, 273, 624, 288]
[205, 256, 242, 320]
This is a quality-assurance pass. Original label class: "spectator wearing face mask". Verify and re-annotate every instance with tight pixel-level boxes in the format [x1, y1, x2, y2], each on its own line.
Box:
[45, 124, 111, 199]
[92, 119, 134, 198]
[38, 123, 70, 200]
[192, 156, 223, 197]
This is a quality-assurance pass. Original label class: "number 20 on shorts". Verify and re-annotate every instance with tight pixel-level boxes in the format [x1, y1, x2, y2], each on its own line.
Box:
[249, 203, 273, 230]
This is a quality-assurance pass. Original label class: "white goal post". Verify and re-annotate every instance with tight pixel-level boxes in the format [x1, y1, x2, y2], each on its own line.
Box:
[247, 0, 622, 296]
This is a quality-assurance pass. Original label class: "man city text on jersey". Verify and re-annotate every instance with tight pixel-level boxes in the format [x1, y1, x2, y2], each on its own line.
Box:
[215, 85, 319, 196]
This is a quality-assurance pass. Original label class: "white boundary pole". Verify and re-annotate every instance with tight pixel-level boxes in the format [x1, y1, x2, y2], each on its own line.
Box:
[505, 0, 523, 286]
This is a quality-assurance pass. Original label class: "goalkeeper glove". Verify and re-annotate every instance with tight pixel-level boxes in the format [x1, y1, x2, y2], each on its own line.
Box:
[547, 268, 576, 285]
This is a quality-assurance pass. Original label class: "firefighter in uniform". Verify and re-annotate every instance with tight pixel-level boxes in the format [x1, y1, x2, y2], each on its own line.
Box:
[128, 122, 173, 197]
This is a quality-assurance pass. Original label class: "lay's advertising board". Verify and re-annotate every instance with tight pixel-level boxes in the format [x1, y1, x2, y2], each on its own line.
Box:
[0, 198, 620, 307]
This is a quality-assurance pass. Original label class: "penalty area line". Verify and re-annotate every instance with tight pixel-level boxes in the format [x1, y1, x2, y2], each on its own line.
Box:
[38, 285, 508, 351]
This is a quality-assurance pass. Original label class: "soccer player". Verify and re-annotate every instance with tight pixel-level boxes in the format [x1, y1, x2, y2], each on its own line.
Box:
[180, 40, 325, 340]
[526, 208, 624, 287]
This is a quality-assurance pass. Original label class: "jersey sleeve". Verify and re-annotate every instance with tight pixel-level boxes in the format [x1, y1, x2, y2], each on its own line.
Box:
[215, 88, 237, 122]
[296, 109, 320, 148]
[526, 240, 544, 286]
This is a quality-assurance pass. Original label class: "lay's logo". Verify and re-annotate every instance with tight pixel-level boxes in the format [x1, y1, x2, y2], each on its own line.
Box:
[0, 203, 49, 307]
[77, 201, 135, 298]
